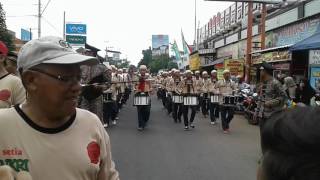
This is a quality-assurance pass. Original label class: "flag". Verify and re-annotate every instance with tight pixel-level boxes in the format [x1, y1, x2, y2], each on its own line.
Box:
[171, 40, 181, 61]
[181, 30, 192, 56]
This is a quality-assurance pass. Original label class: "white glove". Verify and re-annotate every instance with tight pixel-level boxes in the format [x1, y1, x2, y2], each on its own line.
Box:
[0, 166, 32, 180]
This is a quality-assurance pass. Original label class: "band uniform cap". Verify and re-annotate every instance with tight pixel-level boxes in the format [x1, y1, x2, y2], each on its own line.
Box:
[185, 70, 192, 74]
[106, 65, 112, 70]
[111, 65, 116, 69]
[0, 41, 8, 56]
[195, 70, 200, 74]
[223, 69, 230, 74]
[139, 65, 147, 70]
[17, 36, 98, 71]
[211, 70, 217, 74]
[202, 71, 208, 75]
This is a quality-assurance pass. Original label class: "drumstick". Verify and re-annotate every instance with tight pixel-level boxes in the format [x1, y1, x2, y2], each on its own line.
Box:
[0, 166, 14, 180]
[16, 171, 32, 180]
[80, 79, 155, 87]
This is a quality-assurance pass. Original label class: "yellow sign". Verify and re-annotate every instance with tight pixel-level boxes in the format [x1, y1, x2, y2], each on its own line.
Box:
[224, 59, 244, 78]
[217, 69, 224, 80]
[189, 53, 200, 71]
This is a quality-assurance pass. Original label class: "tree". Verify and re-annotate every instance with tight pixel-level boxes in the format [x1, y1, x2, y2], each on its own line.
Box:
[138, 47, 152, 67]
[0, 3, 15, 51]
[167, 61, 178, 70]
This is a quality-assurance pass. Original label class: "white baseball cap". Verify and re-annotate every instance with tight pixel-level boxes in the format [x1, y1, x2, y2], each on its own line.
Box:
[17, 36, 98, 72]
[211, 70, 217, 74]
[223, 69, 230, 74]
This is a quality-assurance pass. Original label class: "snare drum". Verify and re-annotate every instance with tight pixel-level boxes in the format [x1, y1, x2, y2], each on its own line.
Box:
[183, 96, 198, 106]
[134, 93, 150, 106]
[210, 94, 219, 104]
[223, 95, 236, 105]
[103, 93, 113, 103]
[235, 95, 244, 103]
[172, 95, 183, 103]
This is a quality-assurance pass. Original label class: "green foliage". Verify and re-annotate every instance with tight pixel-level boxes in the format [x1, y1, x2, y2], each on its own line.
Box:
[0, 3, 15, 51]
[138, 47, 177, 73]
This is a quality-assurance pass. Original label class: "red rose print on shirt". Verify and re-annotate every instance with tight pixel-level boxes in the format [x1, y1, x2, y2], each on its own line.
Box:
[87, 141, 100, 164]
[0, 89, 11, 101]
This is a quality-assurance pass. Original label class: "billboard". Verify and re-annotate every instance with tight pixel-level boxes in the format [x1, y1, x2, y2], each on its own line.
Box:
[66, 35, 86, 45]
[21, 29, 32, 41]
[152, 35, 169, 49]
[66, 23, 87, 34]
[309, 67, 320, 91]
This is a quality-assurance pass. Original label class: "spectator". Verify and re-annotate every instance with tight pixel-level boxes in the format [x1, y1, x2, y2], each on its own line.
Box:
[258, 108, 320, 180]
[0, 36, 119, 180]
[0, 41, 26, 109]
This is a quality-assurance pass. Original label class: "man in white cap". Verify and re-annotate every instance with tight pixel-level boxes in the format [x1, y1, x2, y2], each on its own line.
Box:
[215, 69, 237, 133]
[0, 36, 119, 180]
[209, 69, 220, 124]
[194, 70, 203, 111]
[200, 71, 211, 118]
[166, 69, 183, 123]
[177, 70, 198, 130]
[160, 71, 168, 108]
[133, 65, 153, 131]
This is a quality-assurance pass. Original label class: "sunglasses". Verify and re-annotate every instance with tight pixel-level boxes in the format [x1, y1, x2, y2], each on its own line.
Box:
[29, 68, 81, 85]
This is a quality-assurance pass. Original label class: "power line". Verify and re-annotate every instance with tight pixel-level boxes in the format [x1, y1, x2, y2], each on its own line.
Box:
[41, 0, 51, 16]
[42, 17, 60, 35]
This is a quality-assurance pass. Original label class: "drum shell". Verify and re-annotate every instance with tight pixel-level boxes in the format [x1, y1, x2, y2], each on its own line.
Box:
[183, 96, 199, 106]
[134, 93, 150, 106]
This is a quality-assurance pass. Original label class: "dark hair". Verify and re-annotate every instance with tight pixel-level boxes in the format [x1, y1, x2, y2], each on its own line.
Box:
[261, 108, 320, 180]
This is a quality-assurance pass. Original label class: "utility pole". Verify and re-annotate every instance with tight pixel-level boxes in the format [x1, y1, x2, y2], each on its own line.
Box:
[194, 0, 197, 47]
[245, 2, 253, 83]
[63, 11, 66, 40]
[261, 4, 267, 50]
[38, 0, 41, 38]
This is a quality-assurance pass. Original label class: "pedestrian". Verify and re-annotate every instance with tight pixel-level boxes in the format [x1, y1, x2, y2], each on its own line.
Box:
[209, 70, 220, 124]
[177, 70, 198, 130]
[0, 41, 26, 109]
[258, 61, 287, 153]
[4, 51, 19, 75]
[102, 65, 118, 127]
[133, 65, 153, 131]
[215, 69, 237, 134]
[0, 36, 119, 180]
[257, 108, 320, 180]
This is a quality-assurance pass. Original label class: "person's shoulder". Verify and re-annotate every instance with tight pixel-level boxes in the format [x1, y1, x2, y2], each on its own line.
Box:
[76, 108, 102, 126]
[2, 74, 22, 83]
[0, 107, 19, 125]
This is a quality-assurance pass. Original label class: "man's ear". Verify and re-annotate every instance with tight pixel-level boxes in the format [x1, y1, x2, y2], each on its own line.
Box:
[21, 71, 38, 91]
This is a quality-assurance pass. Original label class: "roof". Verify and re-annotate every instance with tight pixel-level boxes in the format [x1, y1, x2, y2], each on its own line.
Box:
[251, 44, 293, 54]
[290, 31, 320, 51]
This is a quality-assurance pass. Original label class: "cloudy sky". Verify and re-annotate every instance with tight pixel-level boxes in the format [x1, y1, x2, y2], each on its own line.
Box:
[2, 0, 232, 65]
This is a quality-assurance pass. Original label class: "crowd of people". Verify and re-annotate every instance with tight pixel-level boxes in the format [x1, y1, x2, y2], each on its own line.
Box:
[1, 37, 320, 180]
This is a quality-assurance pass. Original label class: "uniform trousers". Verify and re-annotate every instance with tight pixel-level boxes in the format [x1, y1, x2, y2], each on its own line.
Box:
[209, 103, 220, 122]
[172, 103, 183, 122]
[182, 105, 197, 127]
[103, 101, 117, 125]
[137, 105, 151, 128]
[220, 105, 234, 130]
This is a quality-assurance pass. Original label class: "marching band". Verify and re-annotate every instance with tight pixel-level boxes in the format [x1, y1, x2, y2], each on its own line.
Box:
[93, 63, 243, 134]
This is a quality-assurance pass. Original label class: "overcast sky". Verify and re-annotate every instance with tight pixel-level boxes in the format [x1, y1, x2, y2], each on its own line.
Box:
[2, 0, 232, 65]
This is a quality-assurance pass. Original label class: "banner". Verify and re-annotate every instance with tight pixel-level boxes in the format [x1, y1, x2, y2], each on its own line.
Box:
[66, 35, 86, 45]
[171, 40, 181, 61]
[224, 59, 244, 78]
[309, 50, 320, 65]
[21, 29, 32, 41]
[217, 69, 224, 80]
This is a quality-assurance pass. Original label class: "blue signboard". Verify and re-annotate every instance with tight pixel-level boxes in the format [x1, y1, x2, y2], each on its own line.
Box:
[21, 28, 32, 41]
[152, 35, 169, 49]
[310, 67, 320, 91]
[66, 24, 87, 34]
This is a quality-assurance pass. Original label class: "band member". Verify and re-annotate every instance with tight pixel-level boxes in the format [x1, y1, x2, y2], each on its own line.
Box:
[160, 72, 168, 107]
[134, 65, 153, 131]
[177, 70, 198, 130]
[117, 68, 126, 109]
[102, 65, 117, 127]
[167, 69, 183, 123]
[209, 70, 219, 124]
[216, 69, 237, 133]
[194, 70, 203, 111]
[201, 71, 211, 118]
[165, 69, 176, 115]
[122, 68, 131, 104]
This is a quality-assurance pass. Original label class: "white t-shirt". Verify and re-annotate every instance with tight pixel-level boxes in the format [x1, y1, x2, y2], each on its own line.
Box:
[0, 74, 26, 108]
[0, 106, 119, 180]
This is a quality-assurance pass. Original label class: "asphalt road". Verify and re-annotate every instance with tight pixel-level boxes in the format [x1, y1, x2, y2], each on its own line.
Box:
[107, 96, 261, 180]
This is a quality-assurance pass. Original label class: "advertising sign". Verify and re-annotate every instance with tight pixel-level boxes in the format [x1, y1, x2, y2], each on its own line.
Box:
[309, 67, 320, 91]
[309, 50, 320, 65]
[224, 59, 244, 78]
[66, 23, 87, 34]
[66, 35, 86, 44]
[152, 35, 169, 49]
[217, 69, 224, 80]
[21, 28, 32, 41]
[189, 52, 201, 71]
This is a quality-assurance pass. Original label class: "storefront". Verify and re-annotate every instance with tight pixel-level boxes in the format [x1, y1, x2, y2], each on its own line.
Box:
[251, 46, 292, 83]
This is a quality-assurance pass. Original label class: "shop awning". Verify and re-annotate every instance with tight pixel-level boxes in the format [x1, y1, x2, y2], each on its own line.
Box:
[290, 31, 320, 51]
